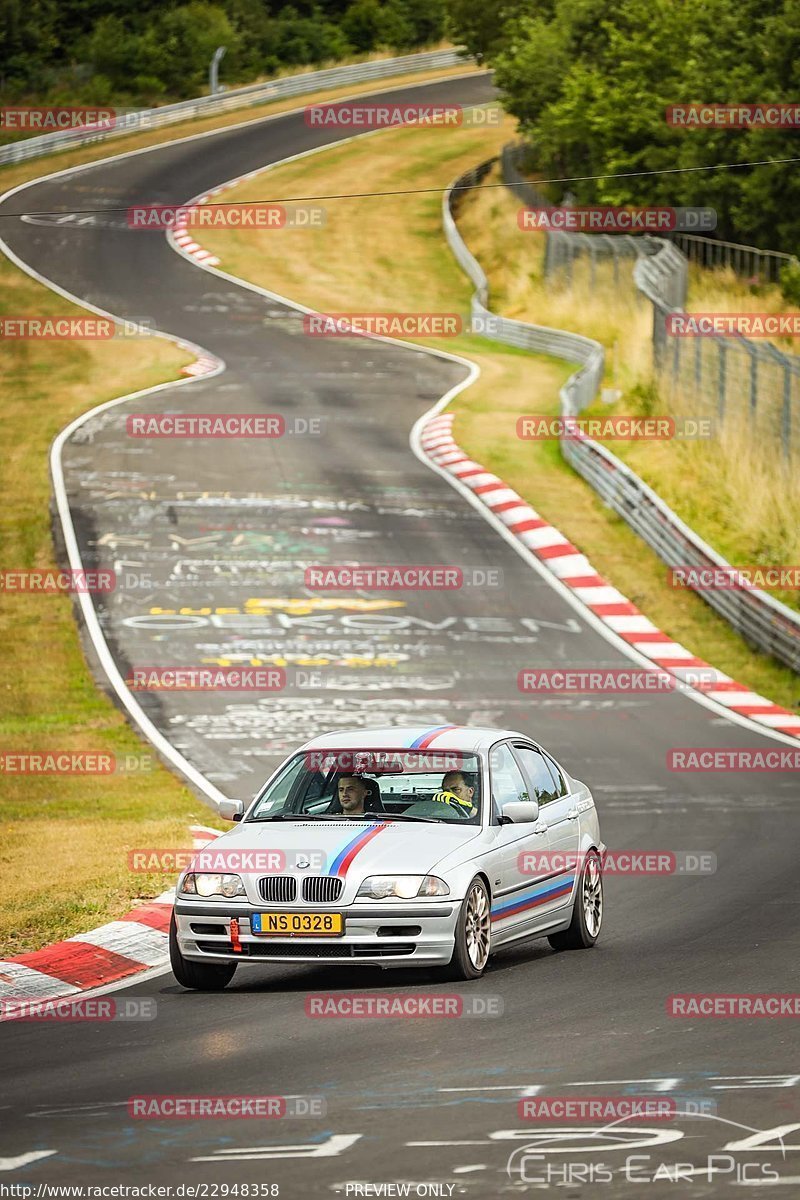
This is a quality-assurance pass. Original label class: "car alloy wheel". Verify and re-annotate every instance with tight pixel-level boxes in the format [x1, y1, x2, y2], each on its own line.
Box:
[582, 851, 603, 938]
[465, 880, 491, 971]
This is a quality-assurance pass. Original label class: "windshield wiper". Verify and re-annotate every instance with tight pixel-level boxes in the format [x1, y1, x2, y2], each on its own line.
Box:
[248, 813, 312, 822]
[379, 813, 440, 823]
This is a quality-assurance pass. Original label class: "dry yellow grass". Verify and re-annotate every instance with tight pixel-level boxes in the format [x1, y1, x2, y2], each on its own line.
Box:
[458, 164, 800, 613]
[0, 61, 487, 955]
[0, 259, 213, 954]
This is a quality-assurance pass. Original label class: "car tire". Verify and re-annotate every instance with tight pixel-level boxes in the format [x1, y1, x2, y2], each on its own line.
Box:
[548, 849, 603, 951]
[445, 876, 492, 980]
[169, 913, 237, 991]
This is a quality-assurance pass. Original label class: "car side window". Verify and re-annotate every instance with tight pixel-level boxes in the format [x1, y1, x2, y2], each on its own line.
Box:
[513, 745, 562, 805]
[542, 752, 568, 798]
[489, 743, 531, 817]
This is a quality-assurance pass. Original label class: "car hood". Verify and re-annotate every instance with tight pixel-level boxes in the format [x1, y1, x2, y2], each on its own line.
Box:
[199, 819, 482, 877]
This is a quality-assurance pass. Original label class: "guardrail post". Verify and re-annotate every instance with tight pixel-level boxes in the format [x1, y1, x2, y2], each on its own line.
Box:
[672, 324, 681, 386]
[749, 349, 758, 420]
[782, 364, 792, 462]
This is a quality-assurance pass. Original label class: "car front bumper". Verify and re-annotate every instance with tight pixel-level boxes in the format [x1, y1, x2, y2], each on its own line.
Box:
[173, 901, 461, 967]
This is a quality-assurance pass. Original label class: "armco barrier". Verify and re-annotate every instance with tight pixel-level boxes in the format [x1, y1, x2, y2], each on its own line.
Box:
[0, 49, 467, 167]
[444, 160, 800, 672]
[502, 141, 800, 464]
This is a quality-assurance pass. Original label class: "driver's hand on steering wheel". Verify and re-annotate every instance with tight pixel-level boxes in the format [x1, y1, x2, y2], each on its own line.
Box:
[430, 790, 475, 819]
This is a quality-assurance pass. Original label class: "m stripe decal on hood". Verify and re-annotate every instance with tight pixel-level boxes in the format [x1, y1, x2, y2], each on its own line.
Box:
[328, 824, 388, 877]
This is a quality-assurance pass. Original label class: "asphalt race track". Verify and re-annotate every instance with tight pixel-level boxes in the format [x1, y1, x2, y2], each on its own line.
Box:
[1, 72, 799, 1196]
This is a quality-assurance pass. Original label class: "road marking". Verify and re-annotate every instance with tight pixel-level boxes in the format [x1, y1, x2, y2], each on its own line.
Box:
[0, 1151, 57, 1170]
[439, 1086, 542, 1094]
[408, 1142, 492, 1147]
[566, 1078, 681, 1091]
[711, 1076, 800, 1090]
[191, 1134, 362, 1161]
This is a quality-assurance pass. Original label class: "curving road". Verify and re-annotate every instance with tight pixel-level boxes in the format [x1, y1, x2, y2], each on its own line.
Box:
[1, 72, 799, 1196]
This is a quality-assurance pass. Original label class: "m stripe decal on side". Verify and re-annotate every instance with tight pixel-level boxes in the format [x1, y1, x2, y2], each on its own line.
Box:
[491, 874, 575, 922]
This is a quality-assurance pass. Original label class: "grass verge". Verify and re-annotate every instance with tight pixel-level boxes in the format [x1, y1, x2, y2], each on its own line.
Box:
[0, 62, 482, 958]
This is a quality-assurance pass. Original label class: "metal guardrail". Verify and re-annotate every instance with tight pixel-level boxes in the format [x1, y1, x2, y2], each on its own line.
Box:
[670, 233, 793, 284]
[443, 158, 800, 672]
[0, 48, 467, 167]
[445, 162, 605, 414]
[502, 141, 800, 463]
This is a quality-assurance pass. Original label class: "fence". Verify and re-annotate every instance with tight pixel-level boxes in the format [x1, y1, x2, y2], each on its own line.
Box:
[0, 48, 467, 167]
[671, 233, 792, 285]
[501, 142, 800, 463]
[443, 158, 800, 672]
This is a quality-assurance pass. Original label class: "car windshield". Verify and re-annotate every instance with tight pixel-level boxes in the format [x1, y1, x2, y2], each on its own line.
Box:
[248, 749, 482, 824]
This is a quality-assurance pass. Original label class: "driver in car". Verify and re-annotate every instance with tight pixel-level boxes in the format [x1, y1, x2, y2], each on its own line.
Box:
[433, 770, 478, 818]
[337, 774, 369, 817]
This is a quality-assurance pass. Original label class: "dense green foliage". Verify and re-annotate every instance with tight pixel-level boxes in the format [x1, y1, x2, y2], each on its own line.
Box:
[448, 0, 800, 251]
[0, 0, 446, 105]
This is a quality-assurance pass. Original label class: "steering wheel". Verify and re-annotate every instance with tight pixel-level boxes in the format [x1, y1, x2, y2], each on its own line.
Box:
[430, 789, 473, 819]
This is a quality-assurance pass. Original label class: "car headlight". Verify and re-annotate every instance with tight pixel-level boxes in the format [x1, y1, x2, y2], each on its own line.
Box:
[357, 875, 450, 899]
[179, 872, 246, 899]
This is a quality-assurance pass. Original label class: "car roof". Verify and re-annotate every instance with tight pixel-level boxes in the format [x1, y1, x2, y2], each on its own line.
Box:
[297, 725, 530, 755]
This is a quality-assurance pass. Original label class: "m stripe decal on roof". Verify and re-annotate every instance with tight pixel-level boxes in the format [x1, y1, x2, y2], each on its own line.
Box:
[409, 725, 459, 750]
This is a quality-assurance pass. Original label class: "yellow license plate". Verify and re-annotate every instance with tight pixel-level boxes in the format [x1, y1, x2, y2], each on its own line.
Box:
[252, 912, 343, 937]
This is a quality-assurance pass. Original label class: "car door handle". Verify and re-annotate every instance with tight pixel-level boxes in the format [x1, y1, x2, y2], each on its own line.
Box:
[566, 808, 580, 821]
[532, 823, 548, 835]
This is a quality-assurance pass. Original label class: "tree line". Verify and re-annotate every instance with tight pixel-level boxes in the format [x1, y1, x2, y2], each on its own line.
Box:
[1, 0, 446, 104]
[449, 0, 799, 255]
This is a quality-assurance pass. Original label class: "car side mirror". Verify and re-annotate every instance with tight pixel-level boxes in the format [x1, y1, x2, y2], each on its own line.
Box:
[218, 798, 244, 822]
[501, 799, 540, 824]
